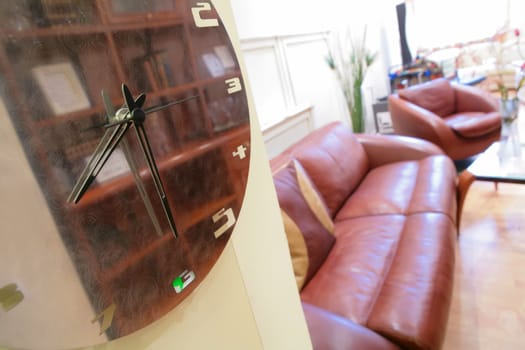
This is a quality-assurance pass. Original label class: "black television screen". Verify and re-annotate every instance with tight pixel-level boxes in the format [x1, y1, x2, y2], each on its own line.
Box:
[396, 2, 413, 66]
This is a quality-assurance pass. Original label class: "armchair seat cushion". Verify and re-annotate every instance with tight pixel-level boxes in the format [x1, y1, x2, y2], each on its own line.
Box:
[444, 112, 501, 138]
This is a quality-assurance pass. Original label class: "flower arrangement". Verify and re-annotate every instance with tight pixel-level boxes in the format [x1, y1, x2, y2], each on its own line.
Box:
[490, 28, 524, 162]
[484, 25, 525, 151]
[421, 27, 525, 103]
[491, 27, 525, 102]
[325, 27, 376, 133]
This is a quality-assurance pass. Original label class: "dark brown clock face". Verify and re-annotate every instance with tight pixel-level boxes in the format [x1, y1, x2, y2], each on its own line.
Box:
[0, 1, 250, 348]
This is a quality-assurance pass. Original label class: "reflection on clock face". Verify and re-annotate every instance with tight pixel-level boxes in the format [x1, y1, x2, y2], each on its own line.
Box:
[0, 1, 251, 348]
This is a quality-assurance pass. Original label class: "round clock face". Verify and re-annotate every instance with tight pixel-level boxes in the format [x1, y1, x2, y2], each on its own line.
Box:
[0, 1, 250, 348]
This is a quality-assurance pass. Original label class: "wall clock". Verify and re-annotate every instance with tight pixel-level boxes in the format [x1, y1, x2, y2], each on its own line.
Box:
[0, 0, 251, 348]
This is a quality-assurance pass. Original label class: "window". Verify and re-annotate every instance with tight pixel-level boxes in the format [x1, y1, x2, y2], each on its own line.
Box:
[408, 0, 514, 52]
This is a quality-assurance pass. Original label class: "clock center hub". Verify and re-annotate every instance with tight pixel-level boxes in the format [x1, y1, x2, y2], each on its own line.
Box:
[131, 109, 146, 124]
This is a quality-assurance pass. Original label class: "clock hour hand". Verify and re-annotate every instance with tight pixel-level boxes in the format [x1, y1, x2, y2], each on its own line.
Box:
[69, 124, 115, 200]
[102, 90, 163, 237]
[68, 122, 130, 204]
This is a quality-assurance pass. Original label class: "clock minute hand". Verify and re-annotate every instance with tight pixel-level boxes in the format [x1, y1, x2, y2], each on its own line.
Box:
[133, 123, 179, 238]
[121, 84, 179, 239]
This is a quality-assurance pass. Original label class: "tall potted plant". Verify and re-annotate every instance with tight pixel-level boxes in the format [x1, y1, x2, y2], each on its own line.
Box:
[326, 27, 376, 133]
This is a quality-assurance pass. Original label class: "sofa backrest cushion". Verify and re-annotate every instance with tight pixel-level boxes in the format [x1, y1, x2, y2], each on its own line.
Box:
[273, 159, 335, 290]
[291, 122, 369, 216]
[399, 78, 456, 117]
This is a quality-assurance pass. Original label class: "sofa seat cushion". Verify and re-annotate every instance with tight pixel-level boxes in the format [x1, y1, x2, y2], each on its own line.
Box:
[273, 159, 335, 290]
[444, 112, 501, 138]
[335, 155, 457, 224]
[302, 303, 401, 350]
[300, 213, 456, 350]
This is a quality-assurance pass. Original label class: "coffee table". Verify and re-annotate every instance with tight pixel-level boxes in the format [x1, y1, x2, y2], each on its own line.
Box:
[457, 141, 525, 228]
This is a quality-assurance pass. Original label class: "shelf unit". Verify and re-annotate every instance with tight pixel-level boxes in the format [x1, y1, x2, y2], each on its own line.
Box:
[0, 0, 250, 339]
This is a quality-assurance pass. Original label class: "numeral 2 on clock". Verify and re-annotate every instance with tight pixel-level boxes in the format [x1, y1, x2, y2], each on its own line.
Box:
[191, 2, 219, 28]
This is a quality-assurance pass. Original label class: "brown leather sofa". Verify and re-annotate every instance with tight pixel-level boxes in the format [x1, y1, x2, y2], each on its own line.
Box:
[271, 122, 457, 350]
[388, 78, 501, 160]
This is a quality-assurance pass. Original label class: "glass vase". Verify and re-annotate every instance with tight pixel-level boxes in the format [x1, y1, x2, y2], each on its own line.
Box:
[498, 98, 521, 171]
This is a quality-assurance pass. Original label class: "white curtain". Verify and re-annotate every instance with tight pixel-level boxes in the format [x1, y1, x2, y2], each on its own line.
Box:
[408, 0, 511, 52]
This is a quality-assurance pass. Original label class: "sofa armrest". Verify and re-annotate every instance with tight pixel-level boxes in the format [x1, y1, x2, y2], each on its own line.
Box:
[356, 133, 444, 169]
[302, 303, 400, 350]
[452, 83, 499, 113]
[388, 95, 456, 149]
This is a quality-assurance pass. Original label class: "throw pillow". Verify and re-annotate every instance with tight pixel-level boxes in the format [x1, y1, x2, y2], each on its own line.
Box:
[273, 159, 335, 290]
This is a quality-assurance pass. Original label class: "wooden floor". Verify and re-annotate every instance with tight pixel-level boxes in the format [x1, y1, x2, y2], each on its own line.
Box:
[443, 181, 525, 349]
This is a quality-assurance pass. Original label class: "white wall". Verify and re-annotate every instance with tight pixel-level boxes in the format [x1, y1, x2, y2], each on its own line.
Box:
[0, 95, 104, 350]
[230, 0, 401, 138]
[230, 0, 332, 38]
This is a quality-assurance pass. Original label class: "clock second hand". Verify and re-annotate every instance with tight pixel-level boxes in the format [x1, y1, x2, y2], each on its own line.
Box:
[144, 95, 199, 114]
[104, 95, 199, 129]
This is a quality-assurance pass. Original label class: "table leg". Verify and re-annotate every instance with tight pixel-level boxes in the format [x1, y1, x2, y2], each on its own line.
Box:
[457, 170, 476, 235]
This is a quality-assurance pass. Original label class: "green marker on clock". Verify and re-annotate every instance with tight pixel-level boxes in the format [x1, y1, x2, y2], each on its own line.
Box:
[172, 270, 196, 294]
[172, 277, 184, 291]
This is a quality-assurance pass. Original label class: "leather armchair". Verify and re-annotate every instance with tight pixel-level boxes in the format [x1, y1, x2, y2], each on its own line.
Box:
[388, 78, 501, 160]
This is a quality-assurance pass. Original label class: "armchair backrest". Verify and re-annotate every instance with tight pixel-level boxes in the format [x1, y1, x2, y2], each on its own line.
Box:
[398, 78, 455, 117]
[452, 83, 499, 113]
